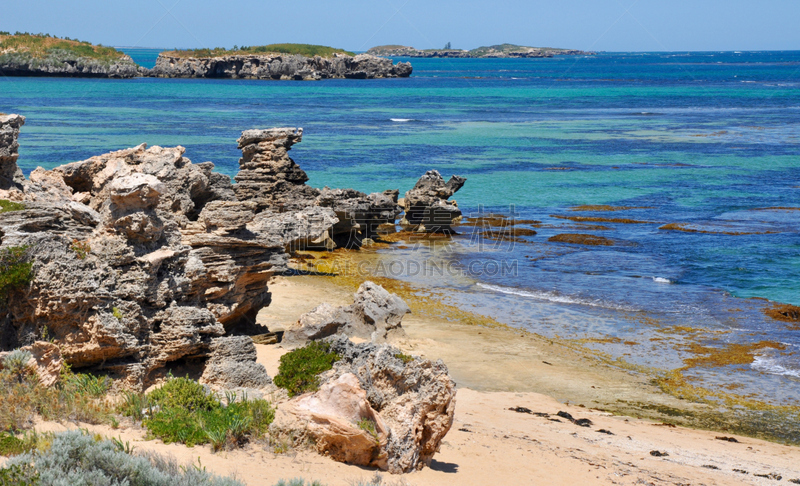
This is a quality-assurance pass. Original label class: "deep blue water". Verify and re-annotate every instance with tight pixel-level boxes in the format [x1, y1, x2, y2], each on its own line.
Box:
[1, 50, 799, 405]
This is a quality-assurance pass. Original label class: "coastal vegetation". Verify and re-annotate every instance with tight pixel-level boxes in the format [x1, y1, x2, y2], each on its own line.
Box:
[163, 44, 355, 59]
[125, 376, 275, 450]
[367, 43, 590, 58]
[0, 246, 33, 308]
[0, 430, 245, 485]
[273, 342, 341, 397]
[0, 33, 126, 61]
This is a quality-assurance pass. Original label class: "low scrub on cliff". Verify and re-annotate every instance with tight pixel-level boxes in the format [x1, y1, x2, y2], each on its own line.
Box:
[0, 33, 126, 61]
[1, 430, 245, 485]
[136, 377, 275, 450]
[0, 246, 32, 308]
[165, 43, 355, 59]
[273, 341, 341, 397]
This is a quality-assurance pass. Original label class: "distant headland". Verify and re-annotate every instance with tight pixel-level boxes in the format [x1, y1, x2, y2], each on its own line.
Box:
[0, 33, 411, 80]
[367, 43, 595, 58]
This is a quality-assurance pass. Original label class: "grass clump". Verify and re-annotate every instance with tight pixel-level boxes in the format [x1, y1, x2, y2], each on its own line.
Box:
[141, 377, 275, 450]
[0, 360, 113, 433]
[0, 200, 24, 213]
[0, 246, 32, 308]
[394, 353, 414, 364]
[2, 430, 245, 485]
[273, 342, 341, 397]
[165, 43, 354, 59]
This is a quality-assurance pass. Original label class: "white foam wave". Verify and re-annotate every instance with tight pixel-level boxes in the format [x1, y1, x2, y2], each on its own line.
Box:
[652, 277, 671, 284]
[390, 118, 414, 122]
[476, 283, 639, 311]
[751, 355, 800, 378]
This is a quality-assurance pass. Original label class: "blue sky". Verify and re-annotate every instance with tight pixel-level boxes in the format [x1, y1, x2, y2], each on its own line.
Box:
[2, 0, 798, 52]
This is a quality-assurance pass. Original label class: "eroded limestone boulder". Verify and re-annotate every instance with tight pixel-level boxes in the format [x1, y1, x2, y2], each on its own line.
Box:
[283, 281, 409, 346]
[199, 336, 271, 389]
[273, 336, 455, 473]
[272, 373, 388, 467]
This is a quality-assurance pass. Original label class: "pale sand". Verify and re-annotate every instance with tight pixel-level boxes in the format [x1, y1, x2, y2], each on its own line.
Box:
[26, 275, 800, 485]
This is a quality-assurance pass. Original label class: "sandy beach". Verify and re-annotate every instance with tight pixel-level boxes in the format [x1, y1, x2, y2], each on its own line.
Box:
[25, 273, 799, 486]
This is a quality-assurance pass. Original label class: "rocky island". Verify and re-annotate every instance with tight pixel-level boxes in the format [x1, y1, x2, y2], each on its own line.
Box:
[368, 43, 593, 58]
[150, 46, 412, 80]
[0, 35, 413, 80]
[0, 32, 141, 78]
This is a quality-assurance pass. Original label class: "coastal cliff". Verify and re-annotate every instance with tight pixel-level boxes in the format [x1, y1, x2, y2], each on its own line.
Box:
[0, 33, 140, 78]
[149, 52, 412, 80]
[368, 43, 592, 58]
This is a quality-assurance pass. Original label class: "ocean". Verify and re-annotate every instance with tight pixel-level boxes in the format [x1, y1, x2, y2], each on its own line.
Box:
[1, 50, 799, 415]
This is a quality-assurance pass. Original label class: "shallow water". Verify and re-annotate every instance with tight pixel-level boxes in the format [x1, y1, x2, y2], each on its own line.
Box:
[1, 50, 799, 408]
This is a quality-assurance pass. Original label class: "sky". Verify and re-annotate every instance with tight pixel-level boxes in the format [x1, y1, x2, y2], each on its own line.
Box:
[2, 0, 799, 52]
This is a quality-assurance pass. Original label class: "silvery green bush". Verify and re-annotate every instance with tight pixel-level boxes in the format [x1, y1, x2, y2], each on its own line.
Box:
[5, 430, 243, 486]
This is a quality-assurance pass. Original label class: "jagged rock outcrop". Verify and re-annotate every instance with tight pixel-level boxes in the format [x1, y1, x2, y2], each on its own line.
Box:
[272, 336, 456, 473]
[233, 128, 401, 248]
[149, 53, 412, 80]
[401, 170, 466, 232]
[0, 114, 26, 192]
[234, 128, 320, 211]
[0, 114, 448, 388]
[199, 335, 271, 389]
[283, 281, 409, 346]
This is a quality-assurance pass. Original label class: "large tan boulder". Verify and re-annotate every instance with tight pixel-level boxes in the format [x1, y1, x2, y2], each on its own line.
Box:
[272, 337, 456, 473]
[272, 373, 388, 468]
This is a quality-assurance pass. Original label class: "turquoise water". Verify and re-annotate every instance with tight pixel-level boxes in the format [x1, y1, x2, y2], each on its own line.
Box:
[2, 50, 799, 409]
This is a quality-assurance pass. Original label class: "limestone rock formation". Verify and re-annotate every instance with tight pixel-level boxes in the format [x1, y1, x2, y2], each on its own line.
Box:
[149, 53, 412, 80]
[401, 170, 466, 232]
[199, 336, 271, 389]
[0, 114, 26, 192]
[273, 336, 456, 473]
[271, 373, 389, 468]
[0, 115, 422, 389]
[234, 128, 320, 211]
[283, 281, 410, 346]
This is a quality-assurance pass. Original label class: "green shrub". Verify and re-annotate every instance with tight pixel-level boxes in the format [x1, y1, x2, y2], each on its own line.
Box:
[147, 377, 219, 412]
[143, 378, 274, 450]
[0, 200, 24, 213]
[0, 463, 38, 485]
[273, 342, 341, 397]
[0, 246, 32, 307]
[4, 430, 245, 485]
